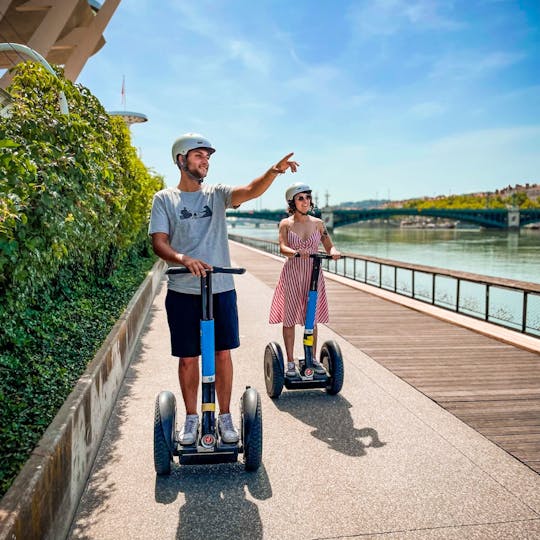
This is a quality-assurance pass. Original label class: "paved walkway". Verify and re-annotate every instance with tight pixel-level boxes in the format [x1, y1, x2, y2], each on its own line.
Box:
[69, 249, 540, 539]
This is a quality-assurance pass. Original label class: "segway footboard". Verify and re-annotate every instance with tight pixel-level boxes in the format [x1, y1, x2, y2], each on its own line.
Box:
[178, 443, 239, 465]
[283, 373, 329, 390]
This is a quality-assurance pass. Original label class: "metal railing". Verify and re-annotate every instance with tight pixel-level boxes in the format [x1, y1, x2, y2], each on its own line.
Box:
[229, 234, 540, 337]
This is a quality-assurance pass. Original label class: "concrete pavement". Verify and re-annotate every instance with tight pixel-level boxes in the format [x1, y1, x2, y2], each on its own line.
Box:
[68, 258, 540, 539]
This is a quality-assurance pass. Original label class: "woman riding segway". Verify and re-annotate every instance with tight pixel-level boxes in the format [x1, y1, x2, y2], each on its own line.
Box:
[265, 183, 343, 396]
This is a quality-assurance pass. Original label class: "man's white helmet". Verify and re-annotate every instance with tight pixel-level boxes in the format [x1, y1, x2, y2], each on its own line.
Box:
[171, 133, 215, 164]
[286, 182, 312, 203]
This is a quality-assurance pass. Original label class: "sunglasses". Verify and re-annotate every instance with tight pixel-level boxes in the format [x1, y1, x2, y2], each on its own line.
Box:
[295, 194, 312, 202]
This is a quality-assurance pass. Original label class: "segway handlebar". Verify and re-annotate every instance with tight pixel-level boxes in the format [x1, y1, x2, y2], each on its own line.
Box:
[293, 252, 334, 259]
[166, 266, 246, 275]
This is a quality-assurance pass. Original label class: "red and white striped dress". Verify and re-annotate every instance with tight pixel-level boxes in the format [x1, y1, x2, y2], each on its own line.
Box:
[269, 229, 330, 326]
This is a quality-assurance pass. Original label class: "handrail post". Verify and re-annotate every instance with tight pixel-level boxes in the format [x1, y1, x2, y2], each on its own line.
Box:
[485, 284, 490, 321]
[522, 292, 528, 333]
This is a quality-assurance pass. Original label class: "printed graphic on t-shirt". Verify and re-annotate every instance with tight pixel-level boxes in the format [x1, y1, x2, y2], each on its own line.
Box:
[179, 205, 213, 220]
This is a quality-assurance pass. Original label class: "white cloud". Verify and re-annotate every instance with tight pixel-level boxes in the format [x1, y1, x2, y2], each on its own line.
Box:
[285, 64, 341, 93]
[430, 51, 525, 81]
[427, 125, 540, 154]
[228, 40, 270, 75]
[409, 101, 446, 118]
[348, 0, 463, 37]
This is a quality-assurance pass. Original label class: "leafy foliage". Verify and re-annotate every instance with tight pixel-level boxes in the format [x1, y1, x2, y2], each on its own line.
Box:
[0, 251, 156, 498]
[403, 192, 540, 210]
[0, 62, 164, 497]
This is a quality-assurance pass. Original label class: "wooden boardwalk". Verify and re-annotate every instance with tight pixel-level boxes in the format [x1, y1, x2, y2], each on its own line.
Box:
[230, 241, 540, 474]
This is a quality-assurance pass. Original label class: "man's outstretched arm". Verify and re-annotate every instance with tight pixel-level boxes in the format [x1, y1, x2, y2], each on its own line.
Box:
[231, 152, 299, 208]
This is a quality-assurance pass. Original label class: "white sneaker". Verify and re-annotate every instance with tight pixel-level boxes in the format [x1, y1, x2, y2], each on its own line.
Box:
[312, 360, 326, 375]
[179, 414, 199, 445]
[285, 362, 297, 377]
[218, 413, 239, 444]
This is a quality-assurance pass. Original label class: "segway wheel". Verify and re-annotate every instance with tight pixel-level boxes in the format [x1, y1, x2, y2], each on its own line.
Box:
[321, 340, 344, 395]
[263, 342, 284, 399]
[241, 387, 263, 472]
[154, 391, 176, 475]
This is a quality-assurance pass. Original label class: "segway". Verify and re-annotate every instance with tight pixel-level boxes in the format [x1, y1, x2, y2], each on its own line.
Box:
[264, 253, 344, 398]
[154, 266, 263, 475]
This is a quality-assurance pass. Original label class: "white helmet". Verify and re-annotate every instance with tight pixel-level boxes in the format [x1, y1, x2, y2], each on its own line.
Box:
[286, 182, 312, 203]
[171, 133, 215, 164]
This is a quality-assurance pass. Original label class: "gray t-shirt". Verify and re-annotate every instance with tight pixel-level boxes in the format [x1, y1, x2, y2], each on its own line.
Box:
[148, 184, 235, 294]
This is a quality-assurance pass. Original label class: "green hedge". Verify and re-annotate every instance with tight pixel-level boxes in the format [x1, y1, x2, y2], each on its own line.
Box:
[0, 62, 164, 497]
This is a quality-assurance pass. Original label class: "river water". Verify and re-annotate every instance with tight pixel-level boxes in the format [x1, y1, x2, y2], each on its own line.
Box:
[228, 223, 540, 284]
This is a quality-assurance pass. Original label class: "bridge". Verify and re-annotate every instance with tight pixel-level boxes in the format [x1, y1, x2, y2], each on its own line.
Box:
[227, 207, 540, 229]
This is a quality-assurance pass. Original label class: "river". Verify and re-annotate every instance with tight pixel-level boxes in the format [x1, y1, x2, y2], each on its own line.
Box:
[227, 223, 540, 284]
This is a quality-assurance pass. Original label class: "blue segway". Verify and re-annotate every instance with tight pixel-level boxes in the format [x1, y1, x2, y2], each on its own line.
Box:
[154, 266, 263, 475]
[264, 253, 344, 398]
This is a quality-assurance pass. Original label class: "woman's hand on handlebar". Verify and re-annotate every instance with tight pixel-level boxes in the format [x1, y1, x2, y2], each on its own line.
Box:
[180, 255, 212, 277]
[329, 247, 341, 260]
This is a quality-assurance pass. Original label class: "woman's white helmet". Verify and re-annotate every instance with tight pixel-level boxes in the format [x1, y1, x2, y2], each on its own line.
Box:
[171, 133, 215, 164]
[286, 182, 312, 203]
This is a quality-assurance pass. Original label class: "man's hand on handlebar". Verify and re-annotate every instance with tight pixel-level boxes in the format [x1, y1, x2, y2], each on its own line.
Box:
[180, 255, 212, 277]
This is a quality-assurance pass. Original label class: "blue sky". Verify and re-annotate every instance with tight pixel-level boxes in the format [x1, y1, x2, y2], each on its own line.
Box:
[77, 0, 540, 210]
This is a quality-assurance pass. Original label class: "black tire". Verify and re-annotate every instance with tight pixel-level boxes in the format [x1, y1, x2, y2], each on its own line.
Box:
[242, 387, 263, 472]
[154, 391, 176, 475]
[264, 342, 284, 399]
[321, 340, 344, 395]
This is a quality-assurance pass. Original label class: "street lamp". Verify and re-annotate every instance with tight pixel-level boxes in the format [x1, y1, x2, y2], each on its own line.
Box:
[0, 42, 69, 115]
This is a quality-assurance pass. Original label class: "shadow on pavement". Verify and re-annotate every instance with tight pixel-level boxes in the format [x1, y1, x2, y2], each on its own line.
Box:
[273, 391, 386, 457]
[155, 462, 272, 540]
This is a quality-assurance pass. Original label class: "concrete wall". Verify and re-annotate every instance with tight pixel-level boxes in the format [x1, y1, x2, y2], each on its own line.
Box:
[0, 259, 166, 540]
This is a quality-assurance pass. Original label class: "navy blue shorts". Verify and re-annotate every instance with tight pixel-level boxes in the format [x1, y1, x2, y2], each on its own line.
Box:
[165, 289, 240, 358]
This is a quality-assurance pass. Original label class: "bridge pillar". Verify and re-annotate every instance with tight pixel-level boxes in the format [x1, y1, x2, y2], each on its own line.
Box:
[507, 207, 520, 230]
[322, 210, 334, 231]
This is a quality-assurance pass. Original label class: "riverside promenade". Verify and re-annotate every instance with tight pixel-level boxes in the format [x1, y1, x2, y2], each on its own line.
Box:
[69, 241, 540, 539]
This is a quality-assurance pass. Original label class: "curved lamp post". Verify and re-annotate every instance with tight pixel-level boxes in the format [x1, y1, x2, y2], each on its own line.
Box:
[0, 42, 69, 115]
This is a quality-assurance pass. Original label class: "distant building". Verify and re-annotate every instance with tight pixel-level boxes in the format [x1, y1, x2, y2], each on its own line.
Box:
[495, 183, 540, 201]
[0, 0, 122, 88]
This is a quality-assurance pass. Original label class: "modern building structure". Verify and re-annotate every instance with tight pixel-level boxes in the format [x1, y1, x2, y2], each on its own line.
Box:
[108, 110, 148, 127]
[0, 0, 121, 88]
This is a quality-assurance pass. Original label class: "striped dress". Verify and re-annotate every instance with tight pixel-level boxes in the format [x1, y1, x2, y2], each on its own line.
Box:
[269, 229, 330, 326]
